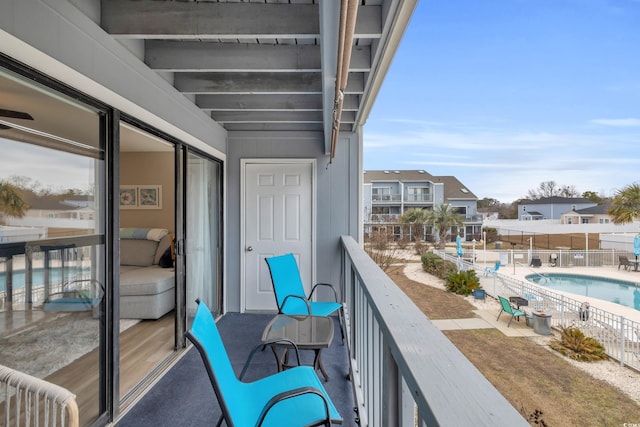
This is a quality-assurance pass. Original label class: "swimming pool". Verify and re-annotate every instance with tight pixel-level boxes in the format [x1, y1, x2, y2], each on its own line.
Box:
[525, 273, 640, 311]
[0, 266, 90, 293]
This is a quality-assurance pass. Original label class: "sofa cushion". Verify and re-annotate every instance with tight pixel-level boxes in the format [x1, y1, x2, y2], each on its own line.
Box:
[120, 266, 175, 296]
[120, 239, 159, 267]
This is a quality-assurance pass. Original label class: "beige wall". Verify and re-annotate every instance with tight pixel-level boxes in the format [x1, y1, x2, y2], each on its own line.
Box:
[120, 152, 175, 232]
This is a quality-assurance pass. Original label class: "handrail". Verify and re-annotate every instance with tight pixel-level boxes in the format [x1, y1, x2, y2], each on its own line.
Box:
[341, 236, 528, 426]
[1, 234, 103, 307]
[0, 364, 79, 427]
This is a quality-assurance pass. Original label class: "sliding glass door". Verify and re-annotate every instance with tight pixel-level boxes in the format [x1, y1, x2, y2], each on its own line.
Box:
[185, 151, 222, 322]
[0, 65, 108, 426]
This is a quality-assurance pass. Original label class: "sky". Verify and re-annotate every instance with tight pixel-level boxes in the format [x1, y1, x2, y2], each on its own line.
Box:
[363, 0, 640, 203]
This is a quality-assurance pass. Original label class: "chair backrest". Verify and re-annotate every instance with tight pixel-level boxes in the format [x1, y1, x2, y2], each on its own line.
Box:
[265, 254, 308, 312]
[498, 296, 514, 314]
[620, 255, 629, 264]
[186, 300, 244, 426]
[494, 261, 501, 271]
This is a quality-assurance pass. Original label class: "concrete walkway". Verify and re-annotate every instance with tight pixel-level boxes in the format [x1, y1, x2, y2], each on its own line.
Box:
[403, 261, 547, 338]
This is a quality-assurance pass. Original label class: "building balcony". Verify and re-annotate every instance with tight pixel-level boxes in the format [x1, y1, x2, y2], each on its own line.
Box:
[369, 214, 402, 223]
[404, 195, 433, 203]
[371, 194, 402, 203]
[119, 236, 527, 426]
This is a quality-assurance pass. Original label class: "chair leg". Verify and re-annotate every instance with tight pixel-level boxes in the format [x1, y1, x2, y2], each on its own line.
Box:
[496, 309, 503, 322]
[338, 306, 346, 344]
[507, 314, 514, 327]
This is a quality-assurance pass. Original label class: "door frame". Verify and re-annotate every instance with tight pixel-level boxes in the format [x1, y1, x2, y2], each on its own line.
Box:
[239, 158, 316, 313]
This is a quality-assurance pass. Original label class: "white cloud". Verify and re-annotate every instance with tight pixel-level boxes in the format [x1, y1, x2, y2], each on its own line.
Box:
[363, 124, 640, 202]
[591, 118, 640, 127]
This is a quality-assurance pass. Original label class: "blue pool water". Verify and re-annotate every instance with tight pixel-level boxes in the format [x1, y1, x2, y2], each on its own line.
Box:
[526, 273, 640, 311]
[0, 267, 89, 293]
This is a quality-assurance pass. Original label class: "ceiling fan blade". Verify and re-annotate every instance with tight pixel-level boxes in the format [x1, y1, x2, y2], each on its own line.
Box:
[0, 108, 33, 120]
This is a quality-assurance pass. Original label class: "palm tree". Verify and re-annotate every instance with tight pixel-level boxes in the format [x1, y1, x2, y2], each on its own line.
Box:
[399, 208, 431, 242]
[0, 180, 29, 218]
[608, 184, 640, 224]
[427, 204, 464, 249]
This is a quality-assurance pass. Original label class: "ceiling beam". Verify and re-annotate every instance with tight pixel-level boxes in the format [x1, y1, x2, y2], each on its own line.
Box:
[102, 1, 319, 39]
[146, 42, 322, 72]
[196, 94, 323, 111]
[212, 111, 324, 123]
[175, 72, 322, 94]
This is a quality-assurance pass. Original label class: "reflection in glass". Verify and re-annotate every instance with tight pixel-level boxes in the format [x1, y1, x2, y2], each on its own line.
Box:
[0, 67, 105, 426]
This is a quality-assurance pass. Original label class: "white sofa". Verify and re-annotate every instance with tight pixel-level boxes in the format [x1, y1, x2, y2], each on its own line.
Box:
[119, 229, 175, 319]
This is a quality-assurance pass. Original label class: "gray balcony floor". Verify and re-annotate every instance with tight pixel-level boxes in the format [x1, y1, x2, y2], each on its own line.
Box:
[118, 313, 357, 426]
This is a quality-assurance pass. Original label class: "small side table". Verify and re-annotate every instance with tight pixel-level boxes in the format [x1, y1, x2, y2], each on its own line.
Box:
[261, 315, 334, 381]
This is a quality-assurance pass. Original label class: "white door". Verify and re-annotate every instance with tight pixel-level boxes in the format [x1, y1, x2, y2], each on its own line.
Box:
[242, 161, 314, 311]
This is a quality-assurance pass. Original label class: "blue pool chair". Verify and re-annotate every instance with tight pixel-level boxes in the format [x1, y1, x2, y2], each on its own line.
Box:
[483, 261, 501, 277]
[265, 254, 345, 342]
[186, 299, 342, 427]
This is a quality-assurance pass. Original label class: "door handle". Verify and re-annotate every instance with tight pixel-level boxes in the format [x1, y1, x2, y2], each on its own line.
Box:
[247, 246, 253, 252]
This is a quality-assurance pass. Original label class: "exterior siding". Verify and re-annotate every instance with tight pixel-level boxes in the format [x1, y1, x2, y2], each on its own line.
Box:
[226, 131, 360, 312]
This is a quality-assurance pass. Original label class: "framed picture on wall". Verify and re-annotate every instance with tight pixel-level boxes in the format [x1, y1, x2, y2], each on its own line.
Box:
[138, 185, 163, 209]
[119, 185, 138, 209]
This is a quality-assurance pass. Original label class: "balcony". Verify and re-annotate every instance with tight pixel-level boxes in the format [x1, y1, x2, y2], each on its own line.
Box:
[369, 214, 401, 223]
[120, 236, 527, 426]
[371, 194, 402, 203]
[404, 194, 433, 203]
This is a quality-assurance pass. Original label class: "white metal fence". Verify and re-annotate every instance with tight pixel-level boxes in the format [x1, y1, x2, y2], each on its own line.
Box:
[436, 250, 640, 372]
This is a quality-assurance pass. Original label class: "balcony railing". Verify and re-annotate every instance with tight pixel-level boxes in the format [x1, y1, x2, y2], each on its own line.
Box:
[0, 235, 103, 310]
[340, 236, 528, 426]
[404, 194, 432, 202]
[371, 194, 402, 202]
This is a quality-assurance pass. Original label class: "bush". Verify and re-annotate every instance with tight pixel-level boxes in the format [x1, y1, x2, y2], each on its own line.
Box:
[421, 252, 457, 280]
[414, 241, 429, 256]
[549, 327, 608, 362]
[445, 270, 481, 296]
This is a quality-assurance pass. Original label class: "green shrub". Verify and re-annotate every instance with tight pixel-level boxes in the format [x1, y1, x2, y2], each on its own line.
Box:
[549, 327, 608, 362]
[421, 252, 457, 280]
[445, 270, 481, 296]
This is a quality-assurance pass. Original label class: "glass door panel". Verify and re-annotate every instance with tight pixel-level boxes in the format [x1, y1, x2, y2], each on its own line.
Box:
[185, 152, 221, 323]
[0, 66, 106, 427]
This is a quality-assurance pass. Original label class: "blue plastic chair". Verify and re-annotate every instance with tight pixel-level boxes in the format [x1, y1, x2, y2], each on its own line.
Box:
[265, 254, 345, 341]
[483, 260, 501, 277]
[186, 299, 342, 427]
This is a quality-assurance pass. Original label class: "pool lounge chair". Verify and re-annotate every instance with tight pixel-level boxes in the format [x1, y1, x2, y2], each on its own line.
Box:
[483, 261, 501, 277]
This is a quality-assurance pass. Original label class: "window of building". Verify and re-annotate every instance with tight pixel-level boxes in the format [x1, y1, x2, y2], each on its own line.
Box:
[599, 218, 610, 224]
[582, 218, 589, 224]
[406, 187, 430, 202]
[372, 187, 391, 201]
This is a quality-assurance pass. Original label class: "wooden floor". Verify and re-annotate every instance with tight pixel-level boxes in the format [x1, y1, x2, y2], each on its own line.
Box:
[42, 312, 176, 426]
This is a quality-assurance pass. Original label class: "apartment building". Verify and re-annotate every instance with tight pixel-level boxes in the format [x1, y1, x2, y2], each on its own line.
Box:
[363, 169, 482, 241]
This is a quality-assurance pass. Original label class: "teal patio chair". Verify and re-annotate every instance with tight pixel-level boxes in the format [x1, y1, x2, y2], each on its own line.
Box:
[483, 260, 501, 277]
[265, 254, 345, 342]
[497, 296, 526, 327]
[186, 299, 342, 427]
